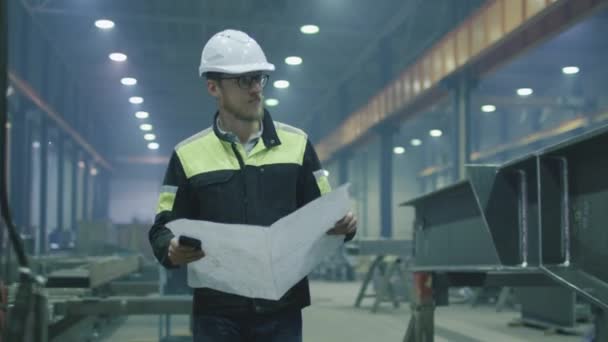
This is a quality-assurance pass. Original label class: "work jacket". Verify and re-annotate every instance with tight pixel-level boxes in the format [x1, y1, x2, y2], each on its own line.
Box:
[149, 110, 355, 316]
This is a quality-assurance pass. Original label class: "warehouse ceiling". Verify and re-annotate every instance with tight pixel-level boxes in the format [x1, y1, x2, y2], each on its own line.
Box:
[22, 0, 485, 164]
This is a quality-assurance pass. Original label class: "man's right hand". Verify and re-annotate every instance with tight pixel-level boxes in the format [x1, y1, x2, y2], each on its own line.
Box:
[168, 237, 206, 266]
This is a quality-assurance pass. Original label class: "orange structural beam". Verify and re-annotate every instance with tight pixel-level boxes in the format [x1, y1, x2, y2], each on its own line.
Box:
[420, 115, 606, 178]
[469, 117, 588, 162]
[115, 155, 170, 165]
[316, 0, 607, 161]
[8, 71, 112, 171]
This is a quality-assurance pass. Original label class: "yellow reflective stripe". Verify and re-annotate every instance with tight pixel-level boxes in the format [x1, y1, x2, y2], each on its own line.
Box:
[313, 170, 332, 195]
[156, 192, 176, 214]
[176, 122, 308, 177]
[316, 176, 331, 195]
[247, 125, 307, 167]
[176, 131, 239, 178]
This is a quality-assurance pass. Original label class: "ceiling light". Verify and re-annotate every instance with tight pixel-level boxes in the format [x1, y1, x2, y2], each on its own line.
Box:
[265, 98, 279, 107]
[32, 141, 41, 149]
[95, 19, 115, 30]
[410, 139, 422, 146]
[78, 161, 85, 169]
[393, 146, 406, 155]
[109, 53, 127, 62]
[274, 80, 290, 89]
[135, 111, 149, 119]
[144, 133, 156, 141]
[140, 123, 153, 131]
[300, 25, 320, 34]
[481, 105, 496, 113]
[90, 167, 98, 176]
[129, 96, 144, 104]
[121, 77, 137, 86]
[517, 88, 533, 96]
[6, 85, 14, 97]
[562, 66, 580, 75]
[148, 142, 160, 150]
[429, 129, 443, 137]
[285, 56, 303, 65]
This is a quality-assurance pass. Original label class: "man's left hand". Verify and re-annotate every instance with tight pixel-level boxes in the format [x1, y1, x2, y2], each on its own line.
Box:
[327, 211, 357, 236]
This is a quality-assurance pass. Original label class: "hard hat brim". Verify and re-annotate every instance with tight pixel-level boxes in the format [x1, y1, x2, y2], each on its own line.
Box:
[199, 62, 275, 77]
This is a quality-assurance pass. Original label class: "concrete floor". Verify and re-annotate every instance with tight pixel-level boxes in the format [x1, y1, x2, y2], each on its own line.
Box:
[99, 281, 590, 342]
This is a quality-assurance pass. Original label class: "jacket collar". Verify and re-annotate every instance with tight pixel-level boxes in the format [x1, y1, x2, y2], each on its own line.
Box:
[213, 109, 281, 148]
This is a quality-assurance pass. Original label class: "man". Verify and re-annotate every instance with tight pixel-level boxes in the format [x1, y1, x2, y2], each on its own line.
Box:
[149, 29, 357, 342]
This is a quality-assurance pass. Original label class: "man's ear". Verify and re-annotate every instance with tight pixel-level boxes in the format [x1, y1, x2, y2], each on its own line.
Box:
[207, 79, 221, 98]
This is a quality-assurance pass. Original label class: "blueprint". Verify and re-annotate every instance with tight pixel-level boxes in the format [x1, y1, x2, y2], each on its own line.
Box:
[166, 184, 351, 300]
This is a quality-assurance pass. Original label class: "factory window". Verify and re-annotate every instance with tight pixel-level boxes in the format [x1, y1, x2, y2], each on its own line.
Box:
[392, 96, 454, 237]
[348, 137, 381, 238]
[470, 9, 608, 164]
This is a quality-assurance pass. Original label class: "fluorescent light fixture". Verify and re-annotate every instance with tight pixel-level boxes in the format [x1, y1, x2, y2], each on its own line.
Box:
[265, 98, 279, 107]
[517, 88, 533, 96]
[410, 139, 422, 146]
[300, 25, 320, 34]
[481, 105, 496, 113]
[135, 111, 149, 119]
[109, 53, 127, 62]
[121, 77, 137, 86]
[562, 66, 580, 75]
[144, 133, 156, 141]
[140, 123, 153, 131]
[429, 129, 443, 137]
[148, 142, 160, 150]
[95, 19, 115, 30]
[393, 146, 406, 155]
[129, 96, 144, 104]
[273, 80, 290, 89]
[285, 56, 303, 65]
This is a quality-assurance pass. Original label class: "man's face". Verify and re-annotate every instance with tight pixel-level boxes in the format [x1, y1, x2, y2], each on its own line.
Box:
[210, 73, 268, 122]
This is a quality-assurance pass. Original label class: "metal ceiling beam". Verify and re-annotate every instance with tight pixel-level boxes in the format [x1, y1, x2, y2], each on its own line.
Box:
[302, 0, 431, 130]
[29, 7, 372, 38]
[315, 0, 608, 161]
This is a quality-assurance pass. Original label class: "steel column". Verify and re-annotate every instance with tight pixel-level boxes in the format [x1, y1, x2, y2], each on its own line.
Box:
[453, 74, 472, 181]
[71, 149, 79, 231]
[38, 118, 48, 256]
[56, 135, 64, 231]
[380, 126, 395, 238]
[82, 159, 89, 221]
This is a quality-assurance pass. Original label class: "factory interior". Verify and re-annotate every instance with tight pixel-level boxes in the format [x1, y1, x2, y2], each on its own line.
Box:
[1, 0, 608, 341]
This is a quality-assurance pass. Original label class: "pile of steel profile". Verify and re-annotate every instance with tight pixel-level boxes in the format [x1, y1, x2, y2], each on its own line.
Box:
[45, 255, 142, 289]
[402, 125, 608, 341]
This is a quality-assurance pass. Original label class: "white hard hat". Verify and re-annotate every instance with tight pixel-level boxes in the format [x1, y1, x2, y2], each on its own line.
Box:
[198, 29, 275, 77]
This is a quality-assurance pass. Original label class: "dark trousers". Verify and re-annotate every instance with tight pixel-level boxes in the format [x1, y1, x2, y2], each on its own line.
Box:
[192, 309, 302, 342]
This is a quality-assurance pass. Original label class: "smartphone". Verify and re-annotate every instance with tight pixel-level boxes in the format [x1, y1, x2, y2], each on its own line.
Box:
[178, 235, 202, 251]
